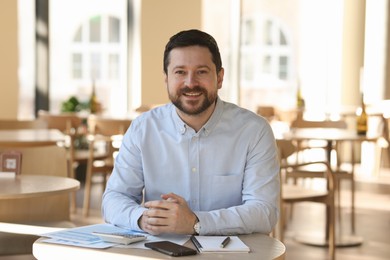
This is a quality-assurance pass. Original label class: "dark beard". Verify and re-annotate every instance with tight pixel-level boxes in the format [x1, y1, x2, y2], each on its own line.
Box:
[170, 86, 216, 116]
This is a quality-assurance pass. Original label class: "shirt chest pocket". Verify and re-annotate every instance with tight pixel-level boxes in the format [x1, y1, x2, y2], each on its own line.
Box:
[208, 174, 243, 209]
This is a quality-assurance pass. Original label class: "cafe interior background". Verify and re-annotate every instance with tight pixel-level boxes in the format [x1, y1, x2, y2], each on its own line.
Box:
[1, 0, 390, 259]
[2, 0, 390, 121]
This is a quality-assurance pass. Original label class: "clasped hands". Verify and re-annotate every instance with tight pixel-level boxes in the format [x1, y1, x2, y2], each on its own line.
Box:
[138, 192, 197, 235]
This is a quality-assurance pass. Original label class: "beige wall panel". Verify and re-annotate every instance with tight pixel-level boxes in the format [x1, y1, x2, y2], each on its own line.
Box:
[341, 0, 366, 106]
[140, 0, 202, 106]
[0, 0, 19, 119]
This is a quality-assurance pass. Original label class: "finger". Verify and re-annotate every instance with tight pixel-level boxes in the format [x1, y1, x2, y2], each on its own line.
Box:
[144, 200, 170, 209]
[166, 197, 178, 202]
[139, 215, 160, 236]
[161, 193, 182, 203]
[144, 223, 169, 235]
[146, 215, 169, 226]
[144, 208, 169, 219]
[143, 224, 161, 235]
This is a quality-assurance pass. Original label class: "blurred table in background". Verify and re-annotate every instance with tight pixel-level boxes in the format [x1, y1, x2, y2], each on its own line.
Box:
[0, 175, 79, 200]
[0, 129, 65, 147]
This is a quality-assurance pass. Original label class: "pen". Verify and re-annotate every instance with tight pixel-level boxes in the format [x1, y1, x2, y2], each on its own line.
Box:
[190, 235, 202, 252]
[220, 236, 230, 248]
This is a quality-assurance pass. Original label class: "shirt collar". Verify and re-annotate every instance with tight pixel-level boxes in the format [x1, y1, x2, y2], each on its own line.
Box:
[171, 97, 224, 136]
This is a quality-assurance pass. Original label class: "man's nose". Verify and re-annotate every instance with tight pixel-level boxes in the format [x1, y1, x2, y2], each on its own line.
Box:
[184, 72, 198, 87]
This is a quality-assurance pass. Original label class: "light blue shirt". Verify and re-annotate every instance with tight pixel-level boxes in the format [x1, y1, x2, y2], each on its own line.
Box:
[102, 97, 280, 235]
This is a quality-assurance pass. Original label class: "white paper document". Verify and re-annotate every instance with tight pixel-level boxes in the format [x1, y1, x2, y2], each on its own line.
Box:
[191, 236, 250, 253]
[40, 223, 189, 249]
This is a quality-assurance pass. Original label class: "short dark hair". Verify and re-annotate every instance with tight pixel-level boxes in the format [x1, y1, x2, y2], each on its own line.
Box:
[163, 29, 222, 74]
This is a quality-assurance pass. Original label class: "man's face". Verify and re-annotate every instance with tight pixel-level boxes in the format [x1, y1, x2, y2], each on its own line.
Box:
[165, 46, 224, 116]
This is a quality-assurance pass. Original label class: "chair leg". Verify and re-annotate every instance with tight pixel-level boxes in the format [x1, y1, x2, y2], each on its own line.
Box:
[336, 178, 342, 230]
[279, 205, 285, 242]
[328, 203, 336, 260]
[277, 202, 286, 242]
[82, 177, 91, 217]
[82, 160, 93, 218]
[350, 141, 356, 234]
[351, 176, 355, 234]
[67, 158, 77, 213]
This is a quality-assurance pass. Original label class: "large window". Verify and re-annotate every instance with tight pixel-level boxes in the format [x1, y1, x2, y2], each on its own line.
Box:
[50, 0, 127, 115]
[240, 15, 294, 111]
[17, 1, 388, 119]
[203, 0, 343, 116]
[17, 0, 128, 118]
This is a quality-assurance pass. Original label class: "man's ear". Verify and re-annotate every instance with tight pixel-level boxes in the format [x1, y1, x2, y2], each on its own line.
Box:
[217, 68, 224, 89]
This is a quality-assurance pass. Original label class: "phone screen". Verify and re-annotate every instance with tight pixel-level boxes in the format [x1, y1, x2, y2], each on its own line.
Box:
[144, 241, 197, 256]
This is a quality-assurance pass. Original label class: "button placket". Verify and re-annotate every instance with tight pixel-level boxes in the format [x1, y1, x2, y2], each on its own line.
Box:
[189, 134, 200, 210]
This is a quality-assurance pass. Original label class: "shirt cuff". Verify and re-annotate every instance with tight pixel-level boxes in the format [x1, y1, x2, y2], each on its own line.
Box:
[194, 211, 213, 235]
[130, 207, 147, 232]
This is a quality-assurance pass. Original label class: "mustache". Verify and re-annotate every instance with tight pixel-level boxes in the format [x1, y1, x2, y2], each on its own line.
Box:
[179, 86, 206, 95]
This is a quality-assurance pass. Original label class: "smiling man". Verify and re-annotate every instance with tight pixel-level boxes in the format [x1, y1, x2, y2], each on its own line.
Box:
[102, 29, 280, 236]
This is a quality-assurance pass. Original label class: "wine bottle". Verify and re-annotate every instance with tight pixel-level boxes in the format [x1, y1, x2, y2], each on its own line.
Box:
[89, 80, 99, 114]
[356, 93, 367, 135]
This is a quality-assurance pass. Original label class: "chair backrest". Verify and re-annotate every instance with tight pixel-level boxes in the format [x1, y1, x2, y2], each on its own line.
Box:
[0, 145, 71, 222]
[135, 104, 153, 113]
[135, 104, 164, 113]
[256, 106, 276, 121]
[0, 119, 47, 129]
[37, 110, 82, 135]
[87, 116, 132, 136]
[0, 145, 68, 176]
[276, 139, 296, 163]
[291, 118, 347, 129]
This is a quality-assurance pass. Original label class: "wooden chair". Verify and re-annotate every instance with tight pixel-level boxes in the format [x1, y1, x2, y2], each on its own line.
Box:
[367, 114, 390, 175]
[135, 103, 164, 113]
[37, 110, 83, 212]
[83, 116, 132, 216]
[290, 120, 362, 233]
[276, 139, 335, 260]
[290, 118, 348, 165]
[37, 110, 83, 177]
[288, 118, 358, 233]
[0, 145, 76, 255]
[135, 104, 153, 113]
[256, 106, 277, 122]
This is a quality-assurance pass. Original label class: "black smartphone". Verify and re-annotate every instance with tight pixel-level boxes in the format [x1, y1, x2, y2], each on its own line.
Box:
[144, 241, 197, 257]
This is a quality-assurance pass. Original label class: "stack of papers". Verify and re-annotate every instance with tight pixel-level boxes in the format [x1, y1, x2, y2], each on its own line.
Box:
[191, 236, 250, 253]
[40, 224, 189, 249]
[41, 224, 141, 248]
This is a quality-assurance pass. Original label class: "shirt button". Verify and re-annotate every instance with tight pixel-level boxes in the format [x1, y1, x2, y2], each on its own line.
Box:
[192, 167, 197, 172]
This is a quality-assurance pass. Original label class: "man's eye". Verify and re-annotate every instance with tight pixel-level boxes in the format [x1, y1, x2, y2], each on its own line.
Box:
[174, 70, 185, 75]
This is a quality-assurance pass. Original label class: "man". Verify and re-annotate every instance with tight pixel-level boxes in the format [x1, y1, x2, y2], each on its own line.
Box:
[102, 29, 280, 236]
